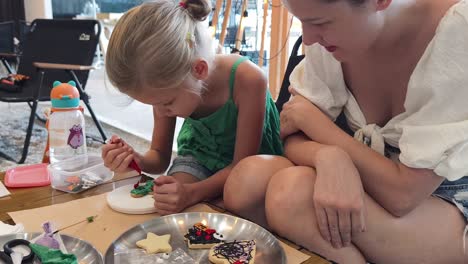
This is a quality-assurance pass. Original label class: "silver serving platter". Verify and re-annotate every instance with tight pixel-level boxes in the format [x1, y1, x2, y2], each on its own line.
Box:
[0, 233, 103, 264]
[105, 212, 286, 263]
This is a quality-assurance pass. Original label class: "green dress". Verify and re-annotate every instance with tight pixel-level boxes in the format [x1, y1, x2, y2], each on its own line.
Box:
[177, 57, 283, 173]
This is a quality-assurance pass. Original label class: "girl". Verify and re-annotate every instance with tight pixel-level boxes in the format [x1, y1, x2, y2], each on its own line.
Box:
[102, 0, 282, 215]
[224, 0, 468, 263]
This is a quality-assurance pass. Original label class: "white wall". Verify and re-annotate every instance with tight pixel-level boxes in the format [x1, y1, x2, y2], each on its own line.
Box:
[24, 0, 53, 21]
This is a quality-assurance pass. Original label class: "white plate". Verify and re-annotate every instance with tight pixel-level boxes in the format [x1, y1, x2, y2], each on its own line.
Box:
[107, 184, 158, 214]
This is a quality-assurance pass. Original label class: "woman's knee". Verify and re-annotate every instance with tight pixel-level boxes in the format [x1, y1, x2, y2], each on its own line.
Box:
[265, 166, 317, 225]
[224, 155, 293, 213]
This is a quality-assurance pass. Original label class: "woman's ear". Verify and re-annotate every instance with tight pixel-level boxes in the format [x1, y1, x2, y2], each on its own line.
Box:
[191, 59, 209, 80]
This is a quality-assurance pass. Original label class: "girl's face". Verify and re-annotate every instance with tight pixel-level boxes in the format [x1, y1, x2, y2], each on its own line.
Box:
[284, 0, 385, 61]
[130, 79, 203, 118]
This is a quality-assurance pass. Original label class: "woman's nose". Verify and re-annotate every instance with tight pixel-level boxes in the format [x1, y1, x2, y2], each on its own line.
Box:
[302, 24, 322, 46]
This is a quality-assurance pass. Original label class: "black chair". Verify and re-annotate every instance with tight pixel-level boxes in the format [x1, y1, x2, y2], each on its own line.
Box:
[0, 21, 16, 74]
[16, 20, 31, 55]
[0, 19, 107, 164]
[275, 35, 352, 135]
[275, 36, 305, 113]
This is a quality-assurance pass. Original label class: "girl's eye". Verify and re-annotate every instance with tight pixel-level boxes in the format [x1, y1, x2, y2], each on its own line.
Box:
[307, 21, 331, 27]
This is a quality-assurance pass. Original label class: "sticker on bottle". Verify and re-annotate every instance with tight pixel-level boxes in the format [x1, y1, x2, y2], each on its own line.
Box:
[68, 124, 85, 149]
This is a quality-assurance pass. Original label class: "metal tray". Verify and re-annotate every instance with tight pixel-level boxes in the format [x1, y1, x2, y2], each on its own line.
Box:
[0, 233, 103, 264]
[105, 212, 286, 263]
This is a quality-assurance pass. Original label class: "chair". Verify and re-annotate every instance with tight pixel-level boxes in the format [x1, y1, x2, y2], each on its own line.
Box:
[0, 21, 16, 74]
[275, 36, 305, 113]
[275, 35, 352, 135]
[0, 19, 108, 164]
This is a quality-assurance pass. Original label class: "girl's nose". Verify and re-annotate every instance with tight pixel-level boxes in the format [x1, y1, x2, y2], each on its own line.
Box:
[155, 105, 170, 116]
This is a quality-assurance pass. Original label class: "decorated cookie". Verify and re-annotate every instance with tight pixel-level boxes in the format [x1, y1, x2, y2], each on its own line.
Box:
[136, 232, 172, 254]
[209, 240, 256, 264]
[184, 222, 225, 249]
[131, 180, 154, 198]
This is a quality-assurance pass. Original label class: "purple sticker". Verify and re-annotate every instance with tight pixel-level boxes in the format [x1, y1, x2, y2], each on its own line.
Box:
[68, 124, 84, 149]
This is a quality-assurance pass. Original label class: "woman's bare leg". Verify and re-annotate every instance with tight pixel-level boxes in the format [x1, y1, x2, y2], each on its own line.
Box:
[224, 155, 294, 227]
[265, 166, 468, 264]
[266, 166, 366, 263]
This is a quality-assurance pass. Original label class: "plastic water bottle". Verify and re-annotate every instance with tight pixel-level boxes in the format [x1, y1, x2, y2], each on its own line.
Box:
[47, 81, 87, 164]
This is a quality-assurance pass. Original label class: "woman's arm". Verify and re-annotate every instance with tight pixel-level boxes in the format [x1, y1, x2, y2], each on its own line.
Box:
[186, 61, 269, 202]
[138, 106, 176, 174]
[284, 98, 444, 217]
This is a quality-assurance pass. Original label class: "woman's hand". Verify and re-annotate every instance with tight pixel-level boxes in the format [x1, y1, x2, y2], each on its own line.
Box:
[313, 146, 367, 248]
[281, 88, 344, 144]
[101, 135, 141, 173]
[280, 87, 316, 139]
[153, 176, 193, 215]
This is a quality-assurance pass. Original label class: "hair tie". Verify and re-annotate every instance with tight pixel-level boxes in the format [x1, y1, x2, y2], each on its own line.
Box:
[179, 1, 187, 8]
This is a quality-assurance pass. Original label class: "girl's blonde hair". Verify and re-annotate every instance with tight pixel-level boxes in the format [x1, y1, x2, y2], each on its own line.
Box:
[106, 0, 214, 94]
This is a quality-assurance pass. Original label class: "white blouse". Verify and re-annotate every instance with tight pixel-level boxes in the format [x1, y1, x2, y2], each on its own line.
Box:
[289, 1, 468, 181]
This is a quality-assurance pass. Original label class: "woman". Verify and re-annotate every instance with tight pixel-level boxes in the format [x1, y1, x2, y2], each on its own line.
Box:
[224, 0, 468, 263]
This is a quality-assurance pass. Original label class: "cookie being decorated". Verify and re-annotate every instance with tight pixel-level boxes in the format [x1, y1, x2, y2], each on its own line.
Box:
[209, 240, 256, 264]
[184, 222, 225, 249]
[136, 232, 172, 254]
[131, 180, 154, 198]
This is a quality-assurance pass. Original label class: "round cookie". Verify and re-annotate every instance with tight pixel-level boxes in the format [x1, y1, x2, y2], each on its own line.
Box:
[209, 240, 256, 264]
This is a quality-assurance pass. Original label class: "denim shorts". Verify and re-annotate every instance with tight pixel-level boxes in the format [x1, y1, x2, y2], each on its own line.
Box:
[166, 155, 213, 181]
[433, 176, 468, 221]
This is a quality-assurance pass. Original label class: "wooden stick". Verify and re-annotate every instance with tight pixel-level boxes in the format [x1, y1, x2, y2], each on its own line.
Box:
[268, 0, 283, 98]
[235, 0, 248, 50]
[280, 8, 292, 84]
[52, 215, 98, 234]
[258, 0, 269, 67]
[211, 0, 223, 38]
[219, 0, 232, 46]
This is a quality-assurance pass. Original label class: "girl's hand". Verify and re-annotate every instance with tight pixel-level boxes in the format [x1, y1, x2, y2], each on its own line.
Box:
[153, 176, 193, 215]
[280, 87, 316, 139]
[101, 135, 140, 173]
[313, 146, 367, 249]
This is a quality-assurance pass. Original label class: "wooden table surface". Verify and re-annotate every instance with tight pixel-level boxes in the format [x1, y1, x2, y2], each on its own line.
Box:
[0, 171, 329, 264]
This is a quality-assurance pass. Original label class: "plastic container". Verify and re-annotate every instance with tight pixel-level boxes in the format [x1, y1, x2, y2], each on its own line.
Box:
[4, 163, 51, 188]
[48, 154, 114, 193]
[48, 81, 87, 164]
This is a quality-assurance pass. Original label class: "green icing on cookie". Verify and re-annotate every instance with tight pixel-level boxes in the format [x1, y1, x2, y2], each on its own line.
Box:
[29, 243, 78, 264]
[131, 180, 154, 196]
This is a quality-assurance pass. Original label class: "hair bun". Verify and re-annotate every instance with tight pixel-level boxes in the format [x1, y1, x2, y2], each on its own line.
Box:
[183, 0, 212, 21]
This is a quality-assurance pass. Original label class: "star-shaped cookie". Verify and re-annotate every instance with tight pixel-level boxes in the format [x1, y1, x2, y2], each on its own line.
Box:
[136, 233, 172, 254]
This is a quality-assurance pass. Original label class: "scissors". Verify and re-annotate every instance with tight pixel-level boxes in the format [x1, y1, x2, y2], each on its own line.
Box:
[0, 239, 35, 264]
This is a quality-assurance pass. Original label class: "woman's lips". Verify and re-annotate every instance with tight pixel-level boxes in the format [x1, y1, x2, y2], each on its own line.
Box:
[325, 46, 337, 52]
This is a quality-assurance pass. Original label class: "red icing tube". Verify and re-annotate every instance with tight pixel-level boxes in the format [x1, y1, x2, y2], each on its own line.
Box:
[106, 137, 142, 174]
[129, 160, 142, 174]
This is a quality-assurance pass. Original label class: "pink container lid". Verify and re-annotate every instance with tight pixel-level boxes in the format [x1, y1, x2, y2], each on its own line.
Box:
[4, 163, 51, 188]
